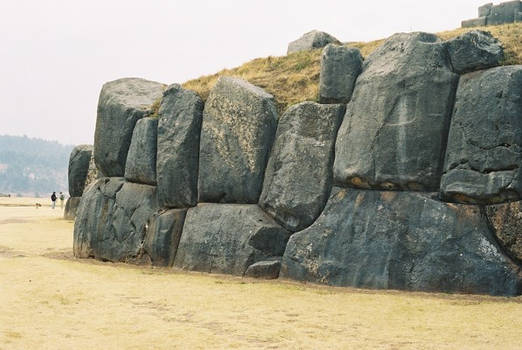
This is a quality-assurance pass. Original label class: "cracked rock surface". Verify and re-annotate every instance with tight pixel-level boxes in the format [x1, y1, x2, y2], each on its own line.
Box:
[334, 33, 459, 191]
[486, 200, 522, 264]
[73, 178, 158, 262]
[441, 66, 522, 204]
[281, 187, 522, 296]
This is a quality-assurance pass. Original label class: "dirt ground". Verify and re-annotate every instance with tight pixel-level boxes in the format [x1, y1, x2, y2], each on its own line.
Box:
[0, 198, 521, 349]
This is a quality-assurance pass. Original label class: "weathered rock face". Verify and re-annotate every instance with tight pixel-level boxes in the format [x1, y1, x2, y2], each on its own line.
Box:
[446, 30, 504, 74]
[259, 102, 344, 232]
[174, 204, 290, 276]
[461, 17, 487, 27]
[73, 178, 158, 262]
[64, 197, 81, 220]
[143, 209, 187, 267]
[94, 78, 164, 177]
[68, 145, 93, 197]
[486, 201, 522, 264]
[334, 33, 459, 191]
[441, 66, 522, 204]
[125, 117, 158, 185]
[198, 77, 278, 204]
[157, 84, 203, 208]
[319, 44, 363, 104]
[287, 30, 341, 54]
[281, 188, 522, 296]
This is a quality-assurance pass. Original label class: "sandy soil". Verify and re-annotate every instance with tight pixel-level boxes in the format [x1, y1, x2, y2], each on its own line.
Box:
[0, 198, 521, 349]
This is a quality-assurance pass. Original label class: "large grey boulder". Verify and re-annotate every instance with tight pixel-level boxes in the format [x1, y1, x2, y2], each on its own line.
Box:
[319, 44, 363, 104]
[486, 200, 522, 264]
[94, 78, 164, 177]
[73, 178, 158, 262]
[64, 196, 81, 220]
[143, 209, 187, 267]
[174, 204, 290, 276]
[68, 145, 93, 197]
[198, 77, 278, 204]
[333, 32, 459, 191]
[124, 117, 158, 185]
[281, 187, 522, 296]
[441, 66, 522, 204]
[445, 30, 504, 74]
[259, 102, 344, 232]
[156, 84, 203, 208]
[287, 30, 341, 54]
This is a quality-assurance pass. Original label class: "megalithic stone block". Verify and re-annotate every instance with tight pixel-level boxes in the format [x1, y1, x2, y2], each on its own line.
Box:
[334, 32, 458, 191]
[441, 66, 522, 204]
[68, 145, 93, 197]
[94, 78, 164, 177]
[156, 84, 203, 208]
[260, 102, 345, 232]
[281, 187, 522, 296]
[198, 77, 277, 204]
[125, 117, 158, 185]
[174, 204, 290, 276]
[319, 44, 363, 104]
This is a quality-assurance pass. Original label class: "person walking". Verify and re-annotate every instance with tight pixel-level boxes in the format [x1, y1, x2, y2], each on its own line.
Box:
[59, 192, 65, 209]
[51, 192, 57, 209]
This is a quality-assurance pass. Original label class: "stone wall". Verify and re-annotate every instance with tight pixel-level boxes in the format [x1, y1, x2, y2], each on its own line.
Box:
[462, 1, 522, 27]
[71, 30, 522, 296]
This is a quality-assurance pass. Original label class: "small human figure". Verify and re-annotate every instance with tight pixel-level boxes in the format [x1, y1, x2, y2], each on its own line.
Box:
[51, 192, 57, 209]
[59, 192, 65, 209]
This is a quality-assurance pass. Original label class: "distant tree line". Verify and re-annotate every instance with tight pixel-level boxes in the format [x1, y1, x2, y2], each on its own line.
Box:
[0, 135, 74, 197]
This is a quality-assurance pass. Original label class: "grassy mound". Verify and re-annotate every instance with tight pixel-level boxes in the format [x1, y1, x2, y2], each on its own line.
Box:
[183, 23, 522, 114]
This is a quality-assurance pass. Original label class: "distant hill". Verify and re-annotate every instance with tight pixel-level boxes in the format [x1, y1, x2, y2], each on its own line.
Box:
[0, 135, 74, 197]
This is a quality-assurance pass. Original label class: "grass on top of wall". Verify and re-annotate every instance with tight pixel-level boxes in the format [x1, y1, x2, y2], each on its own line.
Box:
[182, 22, 522, 115]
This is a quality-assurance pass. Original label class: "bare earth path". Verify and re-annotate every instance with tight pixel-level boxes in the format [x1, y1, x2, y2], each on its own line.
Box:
[0, 198, 521, 349]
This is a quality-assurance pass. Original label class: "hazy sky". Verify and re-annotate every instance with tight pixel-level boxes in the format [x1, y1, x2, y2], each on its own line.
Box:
[1, 0, 487, 145]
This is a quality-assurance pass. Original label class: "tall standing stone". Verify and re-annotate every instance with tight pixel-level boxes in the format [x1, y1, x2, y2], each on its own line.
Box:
[259, 102, 345, 232]
[94, 78, 164, 177]
[156, 84, 203, 208]
[441, 66, 522, 204]
[125, 117, 158, 185]
[68, 145, 93, 197]
[198, 77, 278, 204]
[319, 44, 363, 104]
[334, 32, 459, 191]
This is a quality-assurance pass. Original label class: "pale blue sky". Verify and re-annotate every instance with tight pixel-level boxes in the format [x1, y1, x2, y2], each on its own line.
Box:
[1, 0, 488, 145]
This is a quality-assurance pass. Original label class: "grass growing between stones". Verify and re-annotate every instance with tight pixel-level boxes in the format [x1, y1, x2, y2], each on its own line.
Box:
[183, 22, 522, 114]
[1, 198, 522, 349]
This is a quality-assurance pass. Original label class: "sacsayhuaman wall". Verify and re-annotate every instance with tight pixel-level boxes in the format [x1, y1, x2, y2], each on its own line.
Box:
[70, 30, 522, 296]
[462, 1, 522, 27]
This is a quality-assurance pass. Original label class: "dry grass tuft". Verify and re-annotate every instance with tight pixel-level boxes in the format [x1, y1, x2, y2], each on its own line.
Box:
[183, 23, 522, 114]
